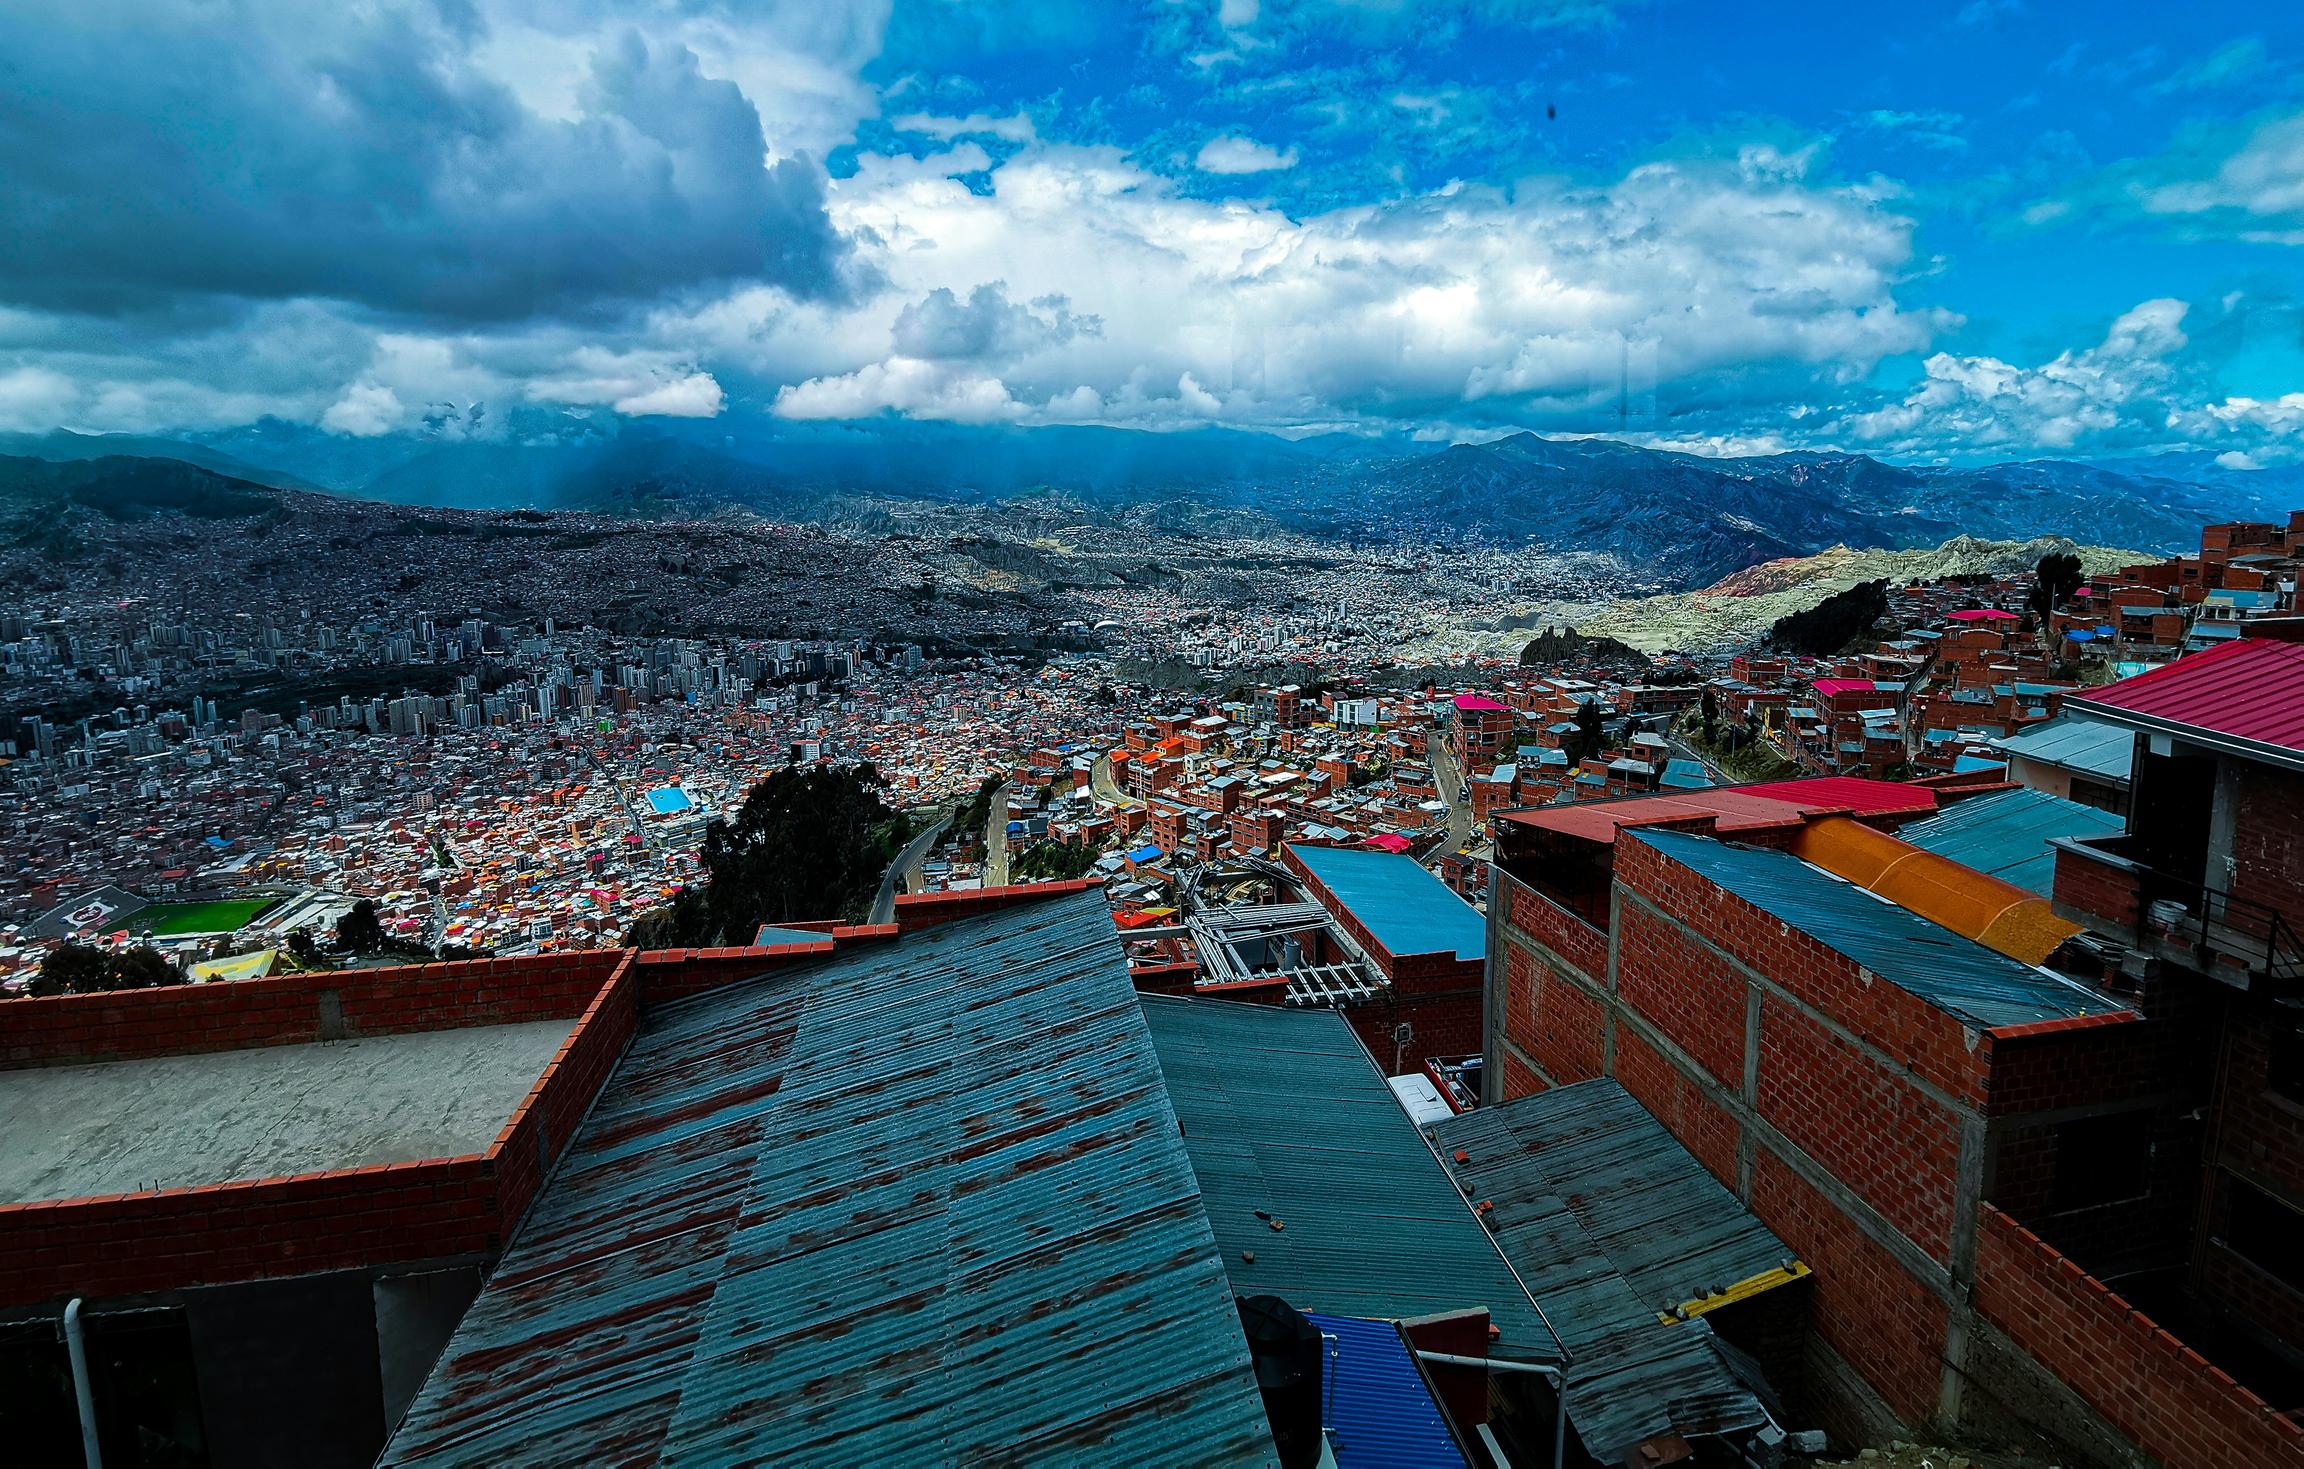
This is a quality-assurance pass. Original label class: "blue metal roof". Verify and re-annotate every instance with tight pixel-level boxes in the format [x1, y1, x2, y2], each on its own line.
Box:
[750, 922, 831, 946]
[1895, 787, 2125, 896]
[384, 892, 1277, 1468]
[1140, 996, 1559, 1363]
[1305, 1313, 1470, 1469]
[1631, 828, 2119, 1029]
[1430, 1081, 1787, 1460]
[1658, 759, 1713, 790]
[1990, 715, 2134, 783]
[643, 786, 692, 814]
[1287, 844, 1485, 962]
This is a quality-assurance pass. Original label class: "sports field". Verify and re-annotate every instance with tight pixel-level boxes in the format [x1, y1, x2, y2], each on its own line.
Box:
[134, 899, 276, 936]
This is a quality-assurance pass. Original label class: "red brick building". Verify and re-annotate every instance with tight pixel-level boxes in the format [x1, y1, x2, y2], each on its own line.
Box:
[1487, 643, 2304, 1469]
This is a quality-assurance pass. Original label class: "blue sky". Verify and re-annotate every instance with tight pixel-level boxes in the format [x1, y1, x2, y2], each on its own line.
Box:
[3, 0, 2302, 464]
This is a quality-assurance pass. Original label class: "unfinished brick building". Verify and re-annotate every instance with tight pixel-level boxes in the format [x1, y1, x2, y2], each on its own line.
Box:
[1482, 634, 2304, 1468]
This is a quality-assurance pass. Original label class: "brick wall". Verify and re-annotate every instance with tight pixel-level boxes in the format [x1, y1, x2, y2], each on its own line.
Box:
[891, 878, 1102, 932]
[0, 1157, 501, 1309]
[1502, 880, 1607, 980]
[1487, 834, 2193, 1452]
[0, 949, 629, 1070]
[1974, 1207, 2304, 1468]
[2230, 764, 2304, 926]
[2052, 841, 2142, 931]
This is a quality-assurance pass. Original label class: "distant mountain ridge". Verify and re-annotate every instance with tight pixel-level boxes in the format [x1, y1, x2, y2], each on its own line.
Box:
[2, 418, 2285, 588]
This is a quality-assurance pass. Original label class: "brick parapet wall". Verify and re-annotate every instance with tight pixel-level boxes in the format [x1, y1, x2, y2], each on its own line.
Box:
[0, 949, 628, 1070]
[1974, 1206, 2304, 1468]
[892, 879, 1102, 933]
[489, 952, 640, 1235]
[0, 883, 1116, 1312]
[0, 1156, 499, 1309]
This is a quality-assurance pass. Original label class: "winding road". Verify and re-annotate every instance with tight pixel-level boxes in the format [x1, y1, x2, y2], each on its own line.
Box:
[868, 814, 951, 927]
[982, 781, 1012, 887]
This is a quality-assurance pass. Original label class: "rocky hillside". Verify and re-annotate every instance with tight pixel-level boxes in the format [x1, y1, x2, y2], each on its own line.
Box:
[1576, 535, 2140, 653]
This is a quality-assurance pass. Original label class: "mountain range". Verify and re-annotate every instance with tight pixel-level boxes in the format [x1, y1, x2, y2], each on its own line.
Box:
[2, 414, 2291, 587]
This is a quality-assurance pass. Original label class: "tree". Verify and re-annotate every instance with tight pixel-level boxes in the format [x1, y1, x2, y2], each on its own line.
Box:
[1769, 580, 1889, 657]
[1567, 698, 1608, 764]
[626, 763, 911, 946]
[1012, 840, 1101, 883]
[1700, 684, 1720, 746]
[335, 898, 385, 953]
[30, 943, 184, 997]
[2031, 551, 2086, 642]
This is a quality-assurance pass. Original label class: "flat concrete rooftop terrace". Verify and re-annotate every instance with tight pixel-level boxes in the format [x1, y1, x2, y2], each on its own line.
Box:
[0, 1018, 576, 1204]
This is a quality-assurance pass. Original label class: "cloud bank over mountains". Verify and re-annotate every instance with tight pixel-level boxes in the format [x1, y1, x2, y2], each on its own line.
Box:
[0, 0, 2300, 466]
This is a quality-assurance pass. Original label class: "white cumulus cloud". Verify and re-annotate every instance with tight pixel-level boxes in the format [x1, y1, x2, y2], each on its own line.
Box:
[1195, 135, 1300, 173]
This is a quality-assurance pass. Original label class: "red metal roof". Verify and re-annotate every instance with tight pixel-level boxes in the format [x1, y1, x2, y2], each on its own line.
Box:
[1811, 679, 1876, 698]
[2068, 635, 2304, 763]
[1737, 777, 1942, 815]
[1453, 692, 1509, 712]
[1501, 778, 1935, 843]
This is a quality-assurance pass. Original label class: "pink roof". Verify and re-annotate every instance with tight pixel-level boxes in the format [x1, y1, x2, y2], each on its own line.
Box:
[1502, 777, 1935, 842]
[1738, 777, 1943, 815]
[2068, 635, 2304, 765]
[1811, 679, 1877, 698]
[1946, 608, 2020, 622]
[1453, 693, 1509, 712]
[1362, 833, 1414, 853]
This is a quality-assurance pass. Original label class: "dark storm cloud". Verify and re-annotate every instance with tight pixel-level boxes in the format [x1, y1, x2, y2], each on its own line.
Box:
[890, 283, 1100, 360]
[0, 1, 847, 323]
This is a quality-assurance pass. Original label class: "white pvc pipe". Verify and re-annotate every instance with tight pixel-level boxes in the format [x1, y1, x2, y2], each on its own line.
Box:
[64, 1297, 103, 1469]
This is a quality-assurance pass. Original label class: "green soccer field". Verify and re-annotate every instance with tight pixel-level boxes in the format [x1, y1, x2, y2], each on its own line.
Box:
[133, 899, 276, 936]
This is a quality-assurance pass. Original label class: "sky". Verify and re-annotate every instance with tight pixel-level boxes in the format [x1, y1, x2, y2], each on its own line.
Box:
[3, 0, 2304, 465]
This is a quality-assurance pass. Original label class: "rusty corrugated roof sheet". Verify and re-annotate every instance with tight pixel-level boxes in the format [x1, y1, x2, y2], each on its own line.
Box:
[382, 891, 1277, 1468]
[1430, 1081, 1791, 1462]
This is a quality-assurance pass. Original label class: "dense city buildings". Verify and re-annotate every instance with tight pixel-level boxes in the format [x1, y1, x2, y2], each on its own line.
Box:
[7, 506, 2304, 1468]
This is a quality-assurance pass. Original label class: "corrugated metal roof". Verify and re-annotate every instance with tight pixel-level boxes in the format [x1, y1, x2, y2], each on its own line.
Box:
[1631, 828, 2123, 1030]
[2068, 635, 2304, 769]
[383, 892, 1278, 1468]
[1733, 777, 1939, 815]
[1429, 1082, 1787, 1462]
[1288, 844, 1486, 962]
[1501, 778, 1934, 845]
[1990, 715, 2134, 783]
[1897, 788, 2126, 896]
[1139, 996, 1559, 1363]
[1304, 1313, 1470, 1469]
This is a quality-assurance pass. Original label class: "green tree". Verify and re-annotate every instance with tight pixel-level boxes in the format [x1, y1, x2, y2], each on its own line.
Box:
[627, 763, 911, 946]
[1700, 685, 1720, 746]
[30, 943, 185, 997]
[335, 898, 385, 953]
[1012, 840, 1101, 883]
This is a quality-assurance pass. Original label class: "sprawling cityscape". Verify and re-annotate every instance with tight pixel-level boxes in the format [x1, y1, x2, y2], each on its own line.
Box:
[7, 1, 2304, 1466]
